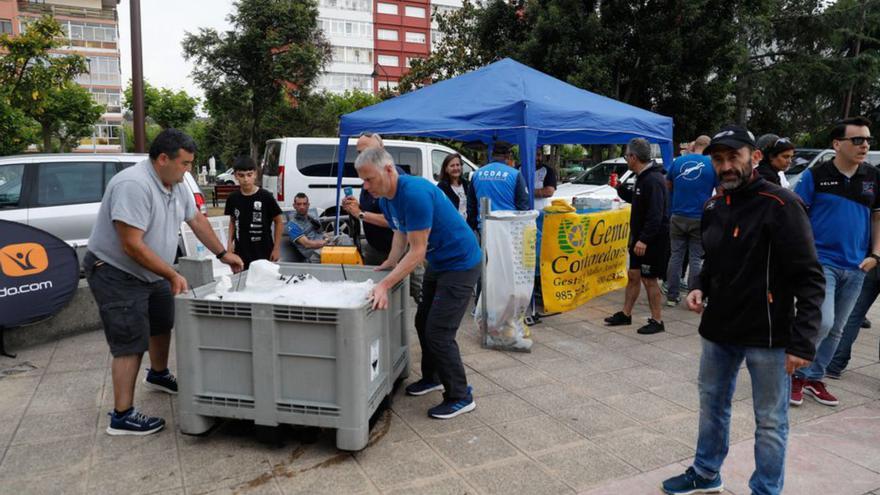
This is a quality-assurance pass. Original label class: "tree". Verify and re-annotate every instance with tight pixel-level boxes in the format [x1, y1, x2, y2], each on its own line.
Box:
[183, 0, 331, 161]
[36, 82, 104, 152]
[0, 16, 94, 151]
[124, 81, 199, 129]
[0, 96, 36, 156]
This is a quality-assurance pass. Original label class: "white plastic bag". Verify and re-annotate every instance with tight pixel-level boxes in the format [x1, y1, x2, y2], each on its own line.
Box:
[476, 210, 538, 351]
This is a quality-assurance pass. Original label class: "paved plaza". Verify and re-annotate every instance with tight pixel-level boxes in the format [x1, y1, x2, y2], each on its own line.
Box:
[2, 291, 880, 494]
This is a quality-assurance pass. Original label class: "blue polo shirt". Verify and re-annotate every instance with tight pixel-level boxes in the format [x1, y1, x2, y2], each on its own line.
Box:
[668, 154, 716, 219]
[380, 175, 481, 272]
[795, 160, 880, 270]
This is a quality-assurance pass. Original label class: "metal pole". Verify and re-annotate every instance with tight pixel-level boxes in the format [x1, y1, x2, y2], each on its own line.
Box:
[130, 0, 146, 152]
[479, 196, 490, 347]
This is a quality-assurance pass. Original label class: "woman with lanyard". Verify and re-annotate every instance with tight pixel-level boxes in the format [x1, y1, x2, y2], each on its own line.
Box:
[436, 153, 472, 224]
[756, 134, 796, 187]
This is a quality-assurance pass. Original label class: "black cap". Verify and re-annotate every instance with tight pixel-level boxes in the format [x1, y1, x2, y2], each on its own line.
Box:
[492, 141, 513, 155]
[703, 125, 757, 155]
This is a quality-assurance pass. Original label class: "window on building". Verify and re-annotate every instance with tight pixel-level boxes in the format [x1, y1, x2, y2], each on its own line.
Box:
[377, 29, 398, 41]
[89, 88, 122, 113]
[378, 54, 399, 67]
[0, 19, 13, 35]
[377, 2, 398, 14]
[319, 0, 370, 12]
[405, 32, 425, 44]
[431, 29, 443, 46]
[405, 6, 425, 18]
[76, 56, 121, 86]
[405, 56, 422, 68]
[330, 46, 373, 65]
[320, 18, 372, 38]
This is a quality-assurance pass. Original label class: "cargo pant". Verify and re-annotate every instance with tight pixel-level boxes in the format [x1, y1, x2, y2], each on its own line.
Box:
[414, 262, 481, 400]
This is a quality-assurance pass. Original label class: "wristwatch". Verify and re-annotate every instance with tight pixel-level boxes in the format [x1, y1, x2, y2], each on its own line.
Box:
[871, 253, 880, 263]
[216, 249, 227, 260]
[358, 212, 366, 220]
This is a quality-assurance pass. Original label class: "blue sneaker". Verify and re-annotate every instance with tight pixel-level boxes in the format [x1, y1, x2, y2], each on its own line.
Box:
[106, 408, 165, 436]
[405, 379, 444, 396]
[661, 467, 723, 494]
[143, 368, 178, 394]
[428, 386, 475, 419]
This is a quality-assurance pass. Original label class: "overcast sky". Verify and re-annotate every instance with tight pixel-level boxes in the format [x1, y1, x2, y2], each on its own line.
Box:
[117, 0, 236, 102]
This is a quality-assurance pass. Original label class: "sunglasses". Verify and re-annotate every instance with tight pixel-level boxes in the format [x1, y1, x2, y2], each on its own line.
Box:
[775, 137, 792, 145]
[839, 136, 874, 146]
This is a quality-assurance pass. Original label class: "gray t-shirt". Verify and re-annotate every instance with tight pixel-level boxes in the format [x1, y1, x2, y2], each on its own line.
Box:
[87, 159, 197, 282]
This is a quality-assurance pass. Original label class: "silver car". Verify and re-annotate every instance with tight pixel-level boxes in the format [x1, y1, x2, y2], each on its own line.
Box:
[0, 153, 207, 265]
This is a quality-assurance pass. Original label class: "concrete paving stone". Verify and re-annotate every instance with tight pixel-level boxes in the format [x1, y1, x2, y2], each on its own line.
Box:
[594, 427, 695, 472]
[397, 399, 486, 439]
[461, 458, 574, 495]
[532, 358, 595, 385]
[651, 409, 756, 449]
[507, 342, 568, 366]
[457, 333, 487, 357]
[354, 439, 450, 490]
[492, 414, 584, 453]
[721, 433, 880, 495]
[471, 392, 542, 425]
[553, 402, 639, 439]
[663, 322, 701, 337]
[549, 321, 609, 340]
[648, 382, 700, 412]
[788, 387, 872, 426]
[384, 475, 475, 495]
[461, 351, 522, 373]
[535, 440, 639, 491]
[0, 433, 93, 479]
[27, 368, 103, 416]
[0, 468, 88, 495]
[0, 342, 56, 379]
[650, 335, 704, 357]
[482, 364, 555, 391]
[178, 428, 278, 491]
[45, 347, 109, 374]
[86, 449, 183, 495]
[274, 454, 375, 495]
[367, 410, 420, 447]
[528, 326, 575, 344]
[617, 343, 665, 364]
[464, 371, 507, 397]
[793, 403, 880, 472]
[188, 466, 284, 495]
[652, 356, 701, 383]
[544, 339, 605, 360]
[94, 422, 179, 461]
[834, 371, 880, 399]
[0, 374, 41, 399]
[513, 382, 594, 414]
[850, 362, 880, 380]
[578, 350, 642, 373]
[426, 426, 520, 470]
[588, 331, 644, 350]
[577, 462, 696, 495]
[615, 365, 687, 391]
[566, 372, 644, 400]
[12, 407, 97, 446]
[600, 392, 687, 423]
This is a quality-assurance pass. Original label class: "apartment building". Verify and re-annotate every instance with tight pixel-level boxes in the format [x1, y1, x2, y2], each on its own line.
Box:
[316, 0, 462, 94]
[1, 0, 122, 152]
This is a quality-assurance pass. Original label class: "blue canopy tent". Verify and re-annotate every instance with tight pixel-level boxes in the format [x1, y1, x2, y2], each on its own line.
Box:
[333, 58, 674, 228]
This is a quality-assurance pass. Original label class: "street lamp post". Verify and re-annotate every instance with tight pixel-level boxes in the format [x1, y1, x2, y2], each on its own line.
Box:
[371, 63, 391, 92]
[130, 0, 146, 153]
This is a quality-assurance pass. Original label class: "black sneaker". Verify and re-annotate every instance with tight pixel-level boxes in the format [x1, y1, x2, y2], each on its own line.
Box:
[604, 311, 632, 326]
[143, 368, 178, 395]
[405, 379, 445, 396]
[637, 318, 665, 335]
[106, 408, 165, 436]
[862, 318, 872, 329]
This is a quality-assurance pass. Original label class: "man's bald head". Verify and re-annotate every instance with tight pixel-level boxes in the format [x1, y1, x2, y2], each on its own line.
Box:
[693, 135, 711, 154]
[356, 132, 384, 152]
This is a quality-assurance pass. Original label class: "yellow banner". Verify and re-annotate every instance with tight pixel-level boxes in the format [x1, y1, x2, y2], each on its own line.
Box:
[540, 208, 630, 313]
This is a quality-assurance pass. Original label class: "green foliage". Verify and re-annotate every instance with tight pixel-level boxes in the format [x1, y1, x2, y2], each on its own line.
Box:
[182, 0, 331, 160]
[124, 81, 199, 129]
[0, 15, 99, 153]
[0, 96, 37, 155]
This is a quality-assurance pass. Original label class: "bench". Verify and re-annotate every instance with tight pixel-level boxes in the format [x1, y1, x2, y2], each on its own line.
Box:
[212, 184, 241, 207]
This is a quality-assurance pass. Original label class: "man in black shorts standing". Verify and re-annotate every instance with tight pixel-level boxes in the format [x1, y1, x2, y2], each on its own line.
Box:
[605, 137, 670, 334]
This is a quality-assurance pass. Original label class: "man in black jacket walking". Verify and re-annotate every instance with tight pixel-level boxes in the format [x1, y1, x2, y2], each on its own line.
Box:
[661, 125, 825, 495]
[604, 137, 670, 335]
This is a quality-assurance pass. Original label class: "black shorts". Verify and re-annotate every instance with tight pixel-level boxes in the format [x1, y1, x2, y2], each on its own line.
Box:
[84, 251, 174, 357]
[629, 241, 669, 279]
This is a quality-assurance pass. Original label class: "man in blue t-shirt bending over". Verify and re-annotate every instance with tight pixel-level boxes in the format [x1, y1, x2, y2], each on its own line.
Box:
[355, 147, 483, 420]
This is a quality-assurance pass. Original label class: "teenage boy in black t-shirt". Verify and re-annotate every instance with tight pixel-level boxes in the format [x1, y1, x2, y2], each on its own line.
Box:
[224, 156, 283, 268]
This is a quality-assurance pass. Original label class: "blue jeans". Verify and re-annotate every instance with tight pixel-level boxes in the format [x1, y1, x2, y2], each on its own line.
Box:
[693, 338, 789, 495]
[795, 265, 865, 381]
[666, 215, 703, 299]
[828, 272, 880, 375]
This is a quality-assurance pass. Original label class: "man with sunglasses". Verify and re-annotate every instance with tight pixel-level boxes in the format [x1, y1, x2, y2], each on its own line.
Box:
[792, 116, 879, 407]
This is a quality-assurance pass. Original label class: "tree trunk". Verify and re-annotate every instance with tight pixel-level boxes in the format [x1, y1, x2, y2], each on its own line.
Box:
[42, 125, 52, 152]
[734, 73, 749, 125]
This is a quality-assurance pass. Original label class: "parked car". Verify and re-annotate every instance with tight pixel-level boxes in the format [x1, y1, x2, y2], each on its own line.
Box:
[552, 157, 665, 202]
[215, 167, 237, 185]
[0, 153, 207, 266]
[260, 137, 479, 215]
[786, 149, 880, 190]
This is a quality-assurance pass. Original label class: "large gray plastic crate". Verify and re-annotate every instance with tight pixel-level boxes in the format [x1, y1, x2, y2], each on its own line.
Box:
[174, 262, 409, 451]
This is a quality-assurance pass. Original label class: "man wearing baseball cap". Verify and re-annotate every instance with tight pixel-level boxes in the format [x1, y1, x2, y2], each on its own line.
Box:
[661, 124, 824, 495]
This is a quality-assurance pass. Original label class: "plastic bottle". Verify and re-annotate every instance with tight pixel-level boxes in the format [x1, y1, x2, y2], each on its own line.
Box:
[195, 240, 206, 259]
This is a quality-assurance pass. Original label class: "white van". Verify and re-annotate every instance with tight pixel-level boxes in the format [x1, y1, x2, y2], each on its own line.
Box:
[260, 137, 478, 213]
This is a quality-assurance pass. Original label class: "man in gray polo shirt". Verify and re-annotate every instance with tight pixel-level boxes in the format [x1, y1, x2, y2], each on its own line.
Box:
[85, 129, 243, 436]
